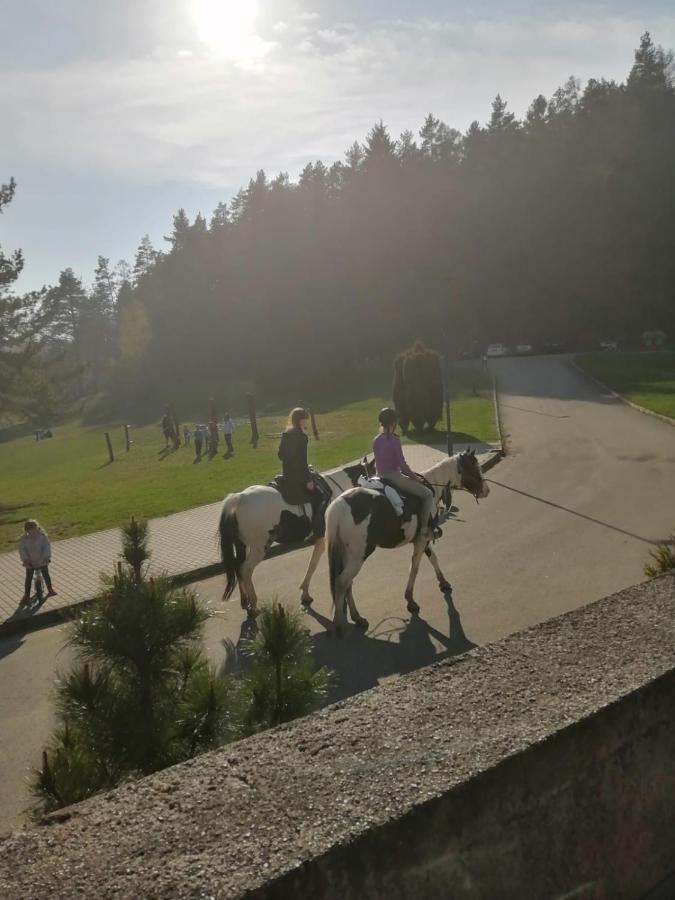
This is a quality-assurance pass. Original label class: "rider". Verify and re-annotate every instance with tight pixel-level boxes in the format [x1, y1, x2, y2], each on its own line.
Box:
[372, 407, 441, 539]
[277, 407, 325, 536]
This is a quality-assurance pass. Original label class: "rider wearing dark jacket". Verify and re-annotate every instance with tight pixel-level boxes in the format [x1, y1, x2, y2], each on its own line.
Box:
[277, 408, 325, 536]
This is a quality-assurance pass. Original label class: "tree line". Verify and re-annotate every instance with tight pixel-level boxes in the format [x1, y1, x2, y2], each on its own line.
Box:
[2, 33, 674, 417]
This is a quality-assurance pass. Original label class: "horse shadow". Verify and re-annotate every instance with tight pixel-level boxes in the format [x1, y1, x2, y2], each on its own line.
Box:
[305, 587, 476, 702]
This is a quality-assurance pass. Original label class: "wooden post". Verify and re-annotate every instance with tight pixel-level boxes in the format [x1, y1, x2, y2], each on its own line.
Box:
[443, 356, 452, 457]
[124, 424, 131, 452]
[104, 431, 114, 464]
[247, 393, 259, 448]
[308, 407, 320, 440]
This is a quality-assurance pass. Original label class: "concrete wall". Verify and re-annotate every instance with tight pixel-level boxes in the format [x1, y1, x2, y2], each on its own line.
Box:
[1, 573, 674, 899]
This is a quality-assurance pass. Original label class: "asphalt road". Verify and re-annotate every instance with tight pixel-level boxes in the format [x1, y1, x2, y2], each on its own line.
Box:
[2, 355, 674, 834]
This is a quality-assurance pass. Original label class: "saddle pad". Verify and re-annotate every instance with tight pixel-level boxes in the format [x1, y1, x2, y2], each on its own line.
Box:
[357, 476, 404, 515]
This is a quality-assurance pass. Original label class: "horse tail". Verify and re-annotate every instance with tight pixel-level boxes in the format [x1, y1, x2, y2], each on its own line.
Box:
[218, 495, 246, 600]
[326, 499, 346, 612]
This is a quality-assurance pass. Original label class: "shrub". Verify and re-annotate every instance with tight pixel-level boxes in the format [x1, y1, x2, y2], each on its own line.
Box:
[239, 602, 330, 735]
[31, 570, 235, 814]
[644, 533, 675, 579]
[120, 516, 150, 580]
[396, 340, 443, 432]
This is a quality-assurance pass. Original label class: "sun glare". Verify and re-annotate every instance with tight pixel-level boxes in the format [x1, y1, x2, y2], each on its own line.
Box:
[191, 0, 264, 61]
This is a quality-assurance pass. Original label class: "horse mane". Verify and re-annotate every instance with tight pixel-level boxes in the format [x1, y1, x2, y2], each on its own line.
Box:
[423, 453, 459, 482]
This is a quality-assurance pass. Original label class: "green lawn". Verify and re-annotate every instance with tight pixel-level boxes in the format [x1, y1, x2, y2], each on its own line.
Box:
[0, 368, 496, 551]
[576, 352, 675, 420]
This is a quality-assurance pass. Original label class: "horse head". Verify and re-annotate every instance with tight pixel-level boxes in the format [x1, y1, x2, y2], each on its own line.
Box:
[457, 448, 490, 500]
[343, 456, 376, 487]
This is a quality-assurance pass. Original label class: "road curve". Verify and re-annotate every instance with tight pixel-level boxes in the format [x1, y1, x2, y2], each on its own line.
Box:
[2, 355, 675, 833]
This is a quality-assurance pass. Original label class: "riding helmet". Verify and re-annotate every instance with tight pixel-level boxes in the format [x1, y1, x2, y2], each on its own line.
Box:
[378, 407, 398, 428]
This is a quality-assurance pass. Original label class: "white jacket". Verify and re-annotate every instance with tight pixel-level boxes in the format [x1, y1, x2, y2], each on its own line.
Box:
[19, 531, 51, 568]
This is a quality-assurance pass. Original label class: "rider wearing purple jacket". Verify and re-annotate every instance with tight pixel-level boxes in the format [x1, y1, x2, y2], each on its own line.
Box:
[372, 408, 440, 539]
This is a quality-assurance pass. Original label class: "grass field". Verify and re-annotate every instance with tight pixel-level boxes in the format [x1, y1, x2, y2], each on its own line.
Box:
[0, 368, 496, 551]
[576, 352, 675, 420]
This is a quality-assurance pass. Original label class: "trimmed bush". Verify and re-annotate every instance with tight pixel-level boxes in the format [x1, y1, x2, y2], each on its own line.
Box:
[395, 341, 443, 432]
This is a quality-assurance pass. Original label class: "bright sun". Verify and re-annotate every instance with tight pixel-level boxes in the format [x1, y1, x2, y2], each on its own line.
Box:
[191, 0, 263, 60]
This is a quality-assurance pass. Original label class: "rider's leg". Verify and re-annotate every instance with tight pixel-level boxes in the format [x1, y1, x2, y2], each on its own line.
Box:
[380, 472, 437, 536]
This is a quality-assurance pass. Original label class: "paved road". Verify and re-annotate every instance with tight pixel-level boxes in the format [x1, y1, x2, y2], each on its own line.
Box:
[2, 355, 674, 834]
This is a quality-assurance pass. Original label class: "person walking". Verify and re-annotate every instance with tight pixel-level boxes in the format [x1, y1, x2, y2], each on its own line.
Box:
[221, 414, 235, 455]
[161, 409, 173, 448]
[193, 425, 203, 461]
[19, 519, 57, 606]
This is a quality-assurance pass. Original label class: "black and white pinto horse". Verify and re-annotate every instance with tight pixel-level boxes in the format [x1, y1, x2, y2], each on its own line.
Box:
[326, 450, 490, 635]
[218, 462, 372, 617]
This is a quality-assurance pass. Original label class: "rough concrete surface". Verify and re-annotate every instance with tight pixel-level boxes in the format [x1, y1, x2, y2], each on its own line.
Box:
[1, 573, 674, 899]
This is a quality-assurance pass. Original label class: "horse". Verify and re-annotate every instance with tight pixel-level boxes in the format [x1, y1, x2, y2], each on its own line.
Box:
[325, 450, 490, 635]
[218, 460, 373, 617]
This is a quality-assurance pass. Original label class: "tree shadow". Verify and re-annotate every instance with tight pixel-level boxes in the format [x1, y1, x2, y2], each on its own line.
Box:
[305, 586, 476, 702]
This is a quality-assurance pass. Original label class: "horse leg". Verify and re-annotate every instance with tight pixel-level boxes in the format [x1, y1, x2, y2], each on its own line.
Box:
[425, 545, 451, 593]
[404, 538, 428, 614]
[333, 559, 364, 638]
[346, 587, 368, 630]
[300, 536, 324, 608]
[239, 543, 266, 618]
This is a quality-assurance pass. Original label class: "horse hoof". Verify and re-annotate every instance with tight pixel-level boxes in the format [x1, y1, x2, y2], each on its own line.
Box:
[354, 617, 369, 630]
[301, 594, 314, 608]
[407, 599, 420, 615]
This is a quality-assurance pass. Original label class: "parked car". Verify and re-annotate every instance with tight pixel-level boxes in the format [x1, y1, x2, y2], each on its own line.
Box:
[516, 343, 533, 354]
[486, 343, 509, 357]
[599, 339, 618, 351]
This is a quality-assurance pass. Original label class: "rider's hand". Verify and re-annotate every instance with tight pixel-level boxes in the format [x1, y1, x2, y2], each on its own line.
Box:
[306, 481, 315, 491]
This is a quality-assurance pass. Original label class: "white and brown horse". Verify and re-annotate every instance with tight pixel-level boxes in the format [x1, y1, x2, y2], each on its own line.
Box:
[218, 461, 372, 616]
[326, 450, 489, 635]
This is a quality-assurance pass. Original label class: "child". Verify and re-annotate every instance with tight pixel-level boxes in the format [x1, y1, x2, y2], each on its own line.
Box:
[19, 519, 56, 606]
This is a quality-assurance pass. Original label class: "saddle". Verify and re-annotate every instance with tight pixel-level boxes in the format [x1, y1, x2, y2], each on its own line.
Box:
[357, 475, 406, 516]
[268, 470, 332, 540]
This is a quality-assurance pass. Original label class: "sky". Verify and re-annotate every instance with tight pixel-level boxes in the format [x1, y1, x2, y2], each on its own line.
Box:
[2, 1, 674, 292]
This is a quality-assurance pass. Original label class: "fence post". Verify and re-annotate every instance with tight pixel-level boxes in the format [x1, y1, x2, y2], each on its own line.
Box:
[124, 424, 131, 452]
[247, 393, 259, 448]
[443, 356, 452, 457]
[308, 407, 320, 440]
[104, 431, 114, 464]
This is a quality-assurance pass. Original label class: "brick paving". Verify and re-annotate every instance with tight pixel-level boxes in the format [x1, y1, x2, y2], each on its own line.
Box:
[0, 442, 498, 631]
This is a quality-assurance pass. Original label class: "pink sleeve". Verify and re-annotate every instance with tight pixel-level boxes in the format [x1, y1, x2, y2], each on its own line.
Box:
[395, 439, 415, 477]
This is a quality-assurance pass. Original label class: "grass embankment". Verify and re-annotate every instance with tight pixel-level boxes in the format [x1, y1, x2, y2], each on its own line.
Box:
[576, 352, 675, 420]
[0, 367, 496, 551]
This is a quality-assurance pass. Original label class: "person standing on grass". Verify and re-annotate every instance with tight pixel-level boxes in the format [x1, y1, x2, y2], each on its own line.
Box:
[183, 425, 191, 446]
[19, 519, 56, 606]
[221, 414, 235, 455]
[194, 424, 203, 460]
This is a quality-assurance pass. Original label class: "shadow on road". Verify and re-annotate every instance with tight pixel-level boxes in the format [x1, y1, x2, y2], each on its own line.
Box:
[217, 587, 476, 704]
[487, 477, 662, 546]
[305, 586, 476, 702]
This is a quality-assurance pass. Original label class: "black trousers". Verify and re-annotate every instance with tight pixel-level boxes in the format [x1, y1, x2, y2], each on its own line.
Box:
[24, 566, 52, 595]
[224, 434, 234, 454]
